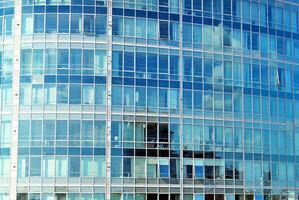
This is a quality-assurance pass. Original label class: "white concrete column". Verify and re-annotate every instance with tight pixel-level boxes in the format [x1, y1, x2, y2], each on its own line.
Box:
[10, 0, 22, 199]
[106, 0, 113, 199]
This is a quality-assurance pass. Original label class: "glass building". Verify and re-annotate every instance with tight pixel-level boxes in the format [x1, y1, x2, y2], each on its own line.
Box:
[1, 0, 299, 199]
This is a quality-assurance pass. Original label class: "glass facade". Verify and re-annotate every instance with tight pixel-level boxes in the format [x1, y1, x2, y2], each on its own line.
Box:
[1, 0, 299, 199]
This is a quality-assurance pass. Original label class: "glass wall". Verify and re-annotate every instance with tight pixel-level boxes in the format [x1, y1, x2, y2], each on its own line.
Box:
[13, 0, 299, 199]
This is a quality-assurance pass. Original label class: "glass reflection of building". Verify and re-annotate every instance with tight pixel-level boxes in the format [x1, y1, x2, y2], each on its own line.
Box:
[0, 0, 299, 199]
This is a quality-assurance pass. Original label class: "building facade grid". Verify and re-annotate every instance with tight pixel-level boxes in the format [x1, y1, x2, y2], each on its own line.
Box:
[0, 0, 299, 199]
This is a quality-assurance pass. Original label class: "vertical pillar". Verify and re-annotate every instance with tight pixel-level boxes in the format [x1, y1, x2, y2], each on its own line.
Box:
[106, 0, 113, 198]
[179, 0, 184, 199]
[10, 0, 22, 199]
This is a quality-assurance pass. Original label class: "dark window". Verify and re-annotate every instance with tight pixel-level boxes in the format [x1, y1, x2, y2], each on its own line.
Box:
[159, 54, 168, 73]
[123, 158, 132, 177]
[124, 52, 134, 71]
[147, 123, 158, 143]
[184, 0, 191, 9]
[159, 124, 169, 143]
[223, 0, 231, 15]
[170, 159, 179, 178]
[225, 160, 234, 179]
[136, 52, 146, 72]
[185, 165, 193, 178]
[193, 0, 202, 10]
[205, 165, 214, 179]
[159, 0, 168, 6]
[159, 21, 169, 39]
[278, 68, 285, 85]
[147, 194, 157, 200]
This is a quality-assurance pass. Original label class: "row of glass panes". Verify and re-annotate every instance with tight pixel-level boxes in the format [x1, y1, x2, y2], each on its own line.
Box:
[109, 156, 297, 186]
[18, 120, 106, 143]
[16, 154, 298, 186]
[109, 0, 299, 34]
[111, 51, 298, 88]
[22, 14, 106, 35]
[16, 118, 299, 155]
[22, 0, 108, 6]
[19, 84, 106, 105]
[15, 193, 299, 200]
[20, 13, 299, 61]
[14, 83, 299, 123]
[21, 49, 107, 74]
[18, 155, 106, 178]
[16, 193, 105, 200]
[110, 86, 299, 118]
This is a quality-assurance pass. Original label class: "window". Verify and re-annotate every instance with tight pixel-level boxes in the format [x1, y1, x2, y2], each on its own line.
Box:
[111, 121, 122, 147]
[159, 89, 168, 108]
[170, 22, 179, 41]
[223, 0, 231, 15]
[111, 157, 122, 177]
[58, 49, 69, 68]
[83, 50, 94, 69]
[147, 19, 157, 39]
[223, 29, 232, 46]
[94, 157, 105, 178]
[159, 158, 169, 177]
[232, 0, 241, 17]
[58, 14, 69, 33]
[42, 157, 54, 178]
[22, 15, 33, 34]
[159, 54, 168, 74]
[159, 21, 168, 39]
[183, 159, 193, 178]
[124, 17, 134, 37]
[112, 16, 123, 36]
[30, 157, 41, 176]
[70, 49, 82, 68]
[69, 120, 80, 142]
[213, 0, 221, 14]
[31, 120, 42, 141]
[124, 52, 134, 71]
[277, 68, 285, 85]
[4, 16, 13, 35]
[56, 157, 67, 177]
[147, 158, 157, 178]
[193, 0, 201, 10]
[43, 120, 55, 141]
[147, 123, 157, 143]
[46, 14, 57, 33]
[84, 15, 94, 34]
[194, 160, 203, 178]
[123, 157, 133, 177]
[71, 14, 82, 33]
[96, 15, 106, 35]
[183, 23, 192, 42]
[203, 0, 211, 12]
[19, 120, 30, 141]
[57, 85, 68, 104]
[69, 84, 81, 104]
[135, 158, 146, 178]
[147, 53, 157, 73]
[56, 120, 67, 141]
